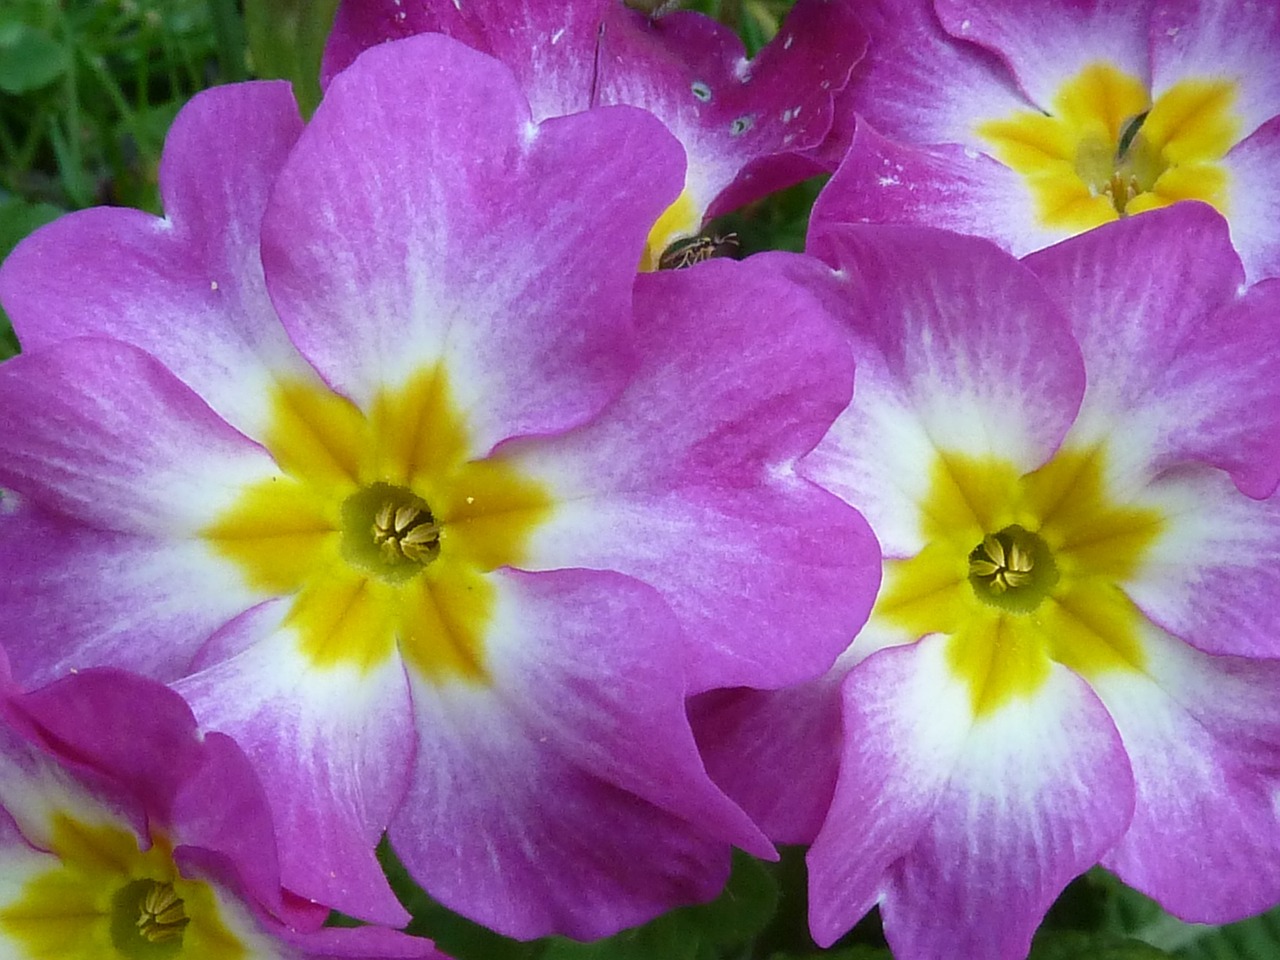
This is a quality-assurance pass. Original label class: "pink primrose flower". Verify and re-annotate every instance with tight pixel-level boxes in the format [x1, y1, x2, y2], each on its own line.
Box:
[0, 33, 878, 941]
[322, 0, 867, 268]
[694, 203, 1280, 960]
[0, 654, 443, 959]
[816, 0, 1280, 282]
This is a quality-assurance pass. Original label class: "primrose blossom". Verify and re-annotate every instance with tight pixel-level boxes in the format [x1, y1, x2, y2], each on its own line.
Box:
[693, 204, 1280, 960]
[0, 32, 876, 942]
[322, 0, 866, 268]
[0, 657, 441, 960]
[816, 0, 1280, 281]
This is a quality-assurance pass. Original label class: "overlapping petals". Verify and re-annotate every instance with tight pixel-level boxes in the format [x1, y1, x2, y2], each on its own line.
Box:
[0, 27, 874, 943]
[322, 0, 866, 264]
[695, 205, 1280, 959]
[0, 657, 442, 959]
[507, 255, 879, 691]
[819, 0, 1280, 280]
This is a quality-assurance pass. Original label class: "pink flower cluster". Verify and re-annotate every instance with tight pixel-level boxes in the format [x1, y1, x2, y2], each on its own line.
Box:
[1, 2, 1279, 959]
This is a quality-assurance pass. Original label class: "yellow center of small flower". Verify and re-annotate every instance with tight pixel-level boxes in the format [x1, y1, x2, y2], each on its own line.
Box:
[0, 815, 244, 959]
[202, 367, 552, 682]
[977, 62, 1239, 232]
[875, 446, 1165, 716]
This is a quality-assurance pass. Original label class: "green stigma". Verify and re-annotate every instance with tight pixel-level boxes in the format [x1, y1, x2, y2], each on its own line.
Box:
[968, 525, 1058, 613]
[111, 879, 188, 958]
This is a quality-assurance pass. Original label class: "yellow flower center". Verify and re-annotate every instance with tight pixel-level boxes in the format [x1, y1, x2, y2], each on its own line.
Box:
[202, 367, 552, 682]
[0, 815, 244, 959]
[875, 446, 1165, 716]
[977, 62, 1239, 232]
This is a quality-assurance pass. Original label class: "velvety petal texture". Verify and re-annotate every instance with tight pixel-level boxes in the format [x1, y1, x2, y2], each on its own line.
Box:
[697, 209, 1280, 955]
[1092, 626, 1280, 921]
[813, 120, 1065, 257]
[0, 28, 867, 940]
[0, 502, 260, 685]
[1024, 205, 1280, 499]
[392, 569, 770, 940]
[510, 253, 879, 691]
[1151, 0, 1280, 138]
[0, 662, 444, 960]
[322, 0, 865, 251]
[808, 639, 1132, 957]
[266, 34, 680, 448]
[175, 621, 419, 927]
[933, 0, 1151, 107]
[0, 339, 279, 536]
[828, 0, 1280, 278]
[796, 224, 1085, 558]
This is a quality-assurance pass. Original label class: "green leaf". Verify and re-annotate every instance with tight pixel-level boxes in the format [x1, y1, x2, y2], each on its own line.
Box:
[0, 21, 69, 94]
[243, 0, 339, 115]
[692, 849, 780, 945]
[1089, 870, 1168, 939]
[1030, 930, 1174, 960]
[0, 197, 63, 256]
[1173, 907, 1280, 960]
[1084, 869, 1212, 954]
[541, 920, 699, 960]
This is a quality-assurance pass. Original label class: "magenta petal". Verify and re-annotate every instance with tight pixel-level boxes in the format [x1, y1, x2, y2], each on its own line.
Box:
[809, 639, 1133, 957]
[324, 0, 863, 217]
[690, 677, 844, 845]
[1222, 117, 1280, 283]
[0, 338, 277, 535]
[1026, 205, 1280, 497]
[6, 667, 203, 816]
[0, 664, 438, 957]
[1126, 465, 1280, 659]
[836, 0, 1025, 147]
[0, 502, 256, 686]
[1093, 628, 1280, 921]
[393, 568, 768, 941]
[812, 120, 1066, 257]
[797, 225, 1084, 558]
[264, 32, 683, 453]
[175, 629, 416, 926]
[4, 665, 288, 915]
[167, 731, 292, 916]
[0, 82, 308, 437]
[511, 255, 878, 691]
[270, 923, 449, 960]
[932, 0, 1151, 109]
[323, 0, 598, 115]
[1151, 0, 1280, 140]
[593, 0, 864, 212]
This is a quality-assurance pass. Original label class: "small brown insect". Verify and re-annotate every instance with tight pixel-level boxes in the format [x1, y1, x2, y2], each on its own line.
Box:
[658, 232, 740, 270]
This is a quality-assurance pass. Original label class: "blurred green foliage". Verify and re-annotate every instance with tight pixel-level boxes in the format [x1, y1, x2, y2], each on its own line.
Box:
[0, 0, 218, 213]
